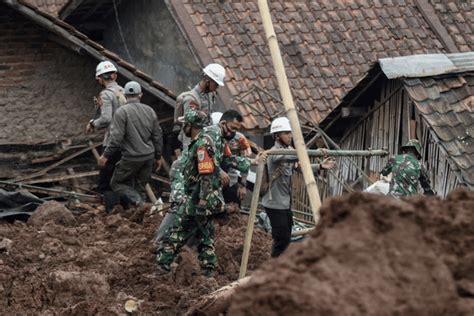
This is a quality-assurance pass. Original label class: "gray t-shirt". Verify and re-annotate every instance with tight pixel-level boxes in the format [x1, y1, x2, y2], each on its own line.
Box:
[261, 142, 321, 210]
[261, 142, 296, 210]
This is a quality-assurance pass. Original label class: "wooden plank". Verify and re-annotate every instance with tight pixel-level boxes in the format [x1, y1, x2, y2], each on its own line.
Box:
[14, 142, 102, 182]
[22, 171, 99, 185]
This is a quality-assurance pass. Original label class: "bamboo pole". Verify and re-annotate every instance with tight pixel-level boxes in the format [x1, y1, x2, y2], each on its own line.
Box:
[258, 0, 322, 224]
[239, 161, 265, 279]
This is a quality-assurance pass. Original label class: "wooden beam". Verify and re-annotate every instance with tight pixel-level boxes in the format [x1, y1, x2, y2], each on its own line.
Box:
[13, 142, 102, 183]
[341, 107, 366, 118]
[323, 71, 383, 131]
[414, 0, 459, 53]
[340, 85, 403, 143]
[22, 171, 99, 185]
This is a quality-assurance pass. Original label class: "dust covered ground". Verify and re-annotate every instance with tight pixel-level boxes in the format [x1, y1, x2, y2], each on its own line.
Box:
[0, 202, 271, 315]
[228, 189, 474, 315]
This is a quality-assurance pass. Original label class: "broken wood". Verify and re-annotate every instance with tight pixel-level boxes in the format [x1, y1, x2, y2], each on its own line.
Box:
[13, 142, 102, 183]
[145, 184, 157, 203]
[0, 180, 100, 203]
[185, 276, 251, 315]
[21, 171, 99, 185]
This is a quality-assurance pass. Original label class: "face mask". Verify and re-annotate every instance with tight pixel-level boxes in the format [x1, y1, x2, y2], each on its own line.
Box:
[224, 131, 236, 140]
[184, 124, 192, 137]
[222, 123, 236, 140]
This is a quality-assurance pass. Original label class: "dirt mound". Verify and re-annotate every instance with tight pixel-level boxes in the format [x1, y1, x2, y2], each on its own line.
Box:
[0, 204, 271, 315]
[27, 201, 76, 227]
[228, 189, 474, 315]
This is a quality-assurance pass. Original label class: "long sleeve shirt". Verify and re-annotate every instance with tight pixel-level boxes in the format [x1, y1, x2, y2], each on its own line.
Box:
[104, 101, 162, 162]
[91, 81, 125, 146]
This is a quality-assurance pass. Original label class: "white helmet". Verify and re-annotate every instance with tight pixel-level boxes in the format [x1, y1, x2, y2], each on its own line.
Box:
[211, 112, 223, 125]
[203, 63, 225, 86]
[96, 61, 117, 77]
[270, 117, 291, 134]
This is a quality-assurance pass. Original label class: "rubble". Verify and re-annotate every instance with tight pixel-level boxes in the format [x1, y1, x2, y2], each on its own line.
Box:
[227, 189, 474, 315]
[0, 204, 271, 315]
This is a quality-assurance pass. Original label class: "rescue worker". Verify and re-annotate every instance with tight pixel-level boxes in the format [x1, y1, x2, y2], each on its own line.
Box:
[86, 61, 126, 195]
[172, 63, 226, 155]
[156, 110, 265, 277]
[211, 112, 252, 206]
[380, 139, 435, 197]
[262, 117, 336, 257]
[98, 81, 163, 207]
[153, 110, 209, 243]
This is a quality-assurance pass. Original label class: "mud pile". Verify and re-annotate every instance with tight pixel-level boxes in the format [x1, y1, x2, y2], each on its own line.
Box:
[0, 202, 271, 315]
[228, 189, 474, 315]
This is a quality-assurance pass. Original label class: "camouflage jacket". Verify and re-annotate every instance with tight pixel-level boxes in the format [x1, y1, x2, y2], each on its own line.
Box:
[183, 125, 251, 213]
[223, 132, 251, 186]
[168, 149, 188, 204]
[381, 153, 434, 197]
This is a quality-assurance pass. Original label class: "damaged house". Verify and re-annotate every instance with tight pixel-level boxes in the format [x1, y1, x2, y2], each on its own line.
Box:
[1, 0, 472, 220]
[0, 0, 175, 186]
[320, 52, 474, 198]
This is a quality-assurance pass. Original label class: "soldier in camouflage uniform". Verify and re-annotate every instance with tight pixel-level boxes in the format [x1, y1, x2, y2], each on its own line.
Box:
[156, 110, 264, 277]
[381, 139, 435, 197]
[153, 110, 208, 242]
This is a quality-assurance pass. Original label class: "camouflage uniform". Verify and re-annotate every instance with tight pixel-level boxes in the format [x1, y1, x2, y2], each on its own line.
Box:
[156, 124, 251, 271]
[154, 111, 208, 243]
[222, 132, 251, 204]
[381, 140, 434, 197]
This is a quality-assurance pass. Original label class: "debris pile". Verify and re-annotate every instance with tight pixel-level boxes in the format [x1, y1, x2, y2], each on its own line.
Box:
[226, 189, 474, 315]
[0, 205, 271, 314]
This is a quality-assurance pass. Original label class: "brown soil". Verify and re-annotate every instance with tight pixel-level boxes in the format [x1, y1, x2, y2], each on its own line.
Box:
[228, 189, 474, 315]
[0, 204, 271, 315]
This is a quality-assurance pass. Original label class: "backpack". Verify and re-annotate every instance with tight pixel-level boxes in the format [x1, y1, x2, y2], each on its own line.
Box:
[174, 89, 201, 125]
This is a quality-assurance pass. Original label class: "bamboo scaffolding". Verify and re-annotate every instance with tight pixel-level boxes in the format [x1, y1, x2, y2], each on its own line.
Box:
[238, 148, 388, 279]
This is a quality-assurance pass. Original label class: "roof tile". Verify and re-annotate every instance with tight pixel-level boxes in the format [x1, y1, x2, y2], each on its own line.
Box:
[175, 0, 470, 128]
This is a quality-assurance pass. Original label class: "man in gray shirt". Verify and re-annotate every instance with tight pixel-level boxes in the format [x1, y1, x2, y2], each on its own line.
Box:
[86, 61, 126, 194]
[98, 81, 163, 207]
[262, 117, 335, 257]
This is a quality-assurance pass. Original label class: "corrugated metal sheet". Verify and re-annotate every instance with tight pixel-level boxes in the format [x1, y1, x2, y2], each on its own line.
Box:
[380, 52, 474, 79]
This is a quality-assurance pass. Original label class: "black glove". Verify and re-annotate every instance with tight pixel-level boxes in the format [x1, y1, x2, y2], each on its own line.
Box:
[196, 205, 207, 216]
[195, 205, 207, 225]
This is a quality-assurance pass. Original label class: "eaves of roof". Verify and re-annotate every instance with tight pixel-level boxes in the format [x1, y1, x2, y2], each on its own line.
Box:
[4, 0, 176, 107]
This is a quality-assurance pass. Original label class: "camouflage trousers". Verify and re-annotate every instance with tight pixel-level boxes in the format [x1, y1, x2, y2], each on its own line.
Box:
[156, 203, 216, 270]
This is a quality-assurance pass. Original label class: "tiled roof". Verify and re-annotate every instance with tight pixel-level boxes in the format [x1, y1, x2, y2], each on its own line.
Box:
[22, 0, 69, 16]
[403, 73, 474, 188]
[430, 0, 474, 52]
[171, 0, 473, 129]
[7, 0, 175, 106]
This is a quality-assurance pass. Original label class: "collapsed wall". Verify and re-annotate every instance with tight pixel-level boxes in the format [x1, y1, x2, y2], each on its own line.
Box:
[228, 189, 474, 315]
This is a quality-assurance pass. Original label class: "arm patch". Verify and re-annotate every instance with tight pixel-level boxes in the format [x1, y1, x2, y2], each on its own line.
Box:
[197, 146, 214, 174]
[224, 143, 232, 157]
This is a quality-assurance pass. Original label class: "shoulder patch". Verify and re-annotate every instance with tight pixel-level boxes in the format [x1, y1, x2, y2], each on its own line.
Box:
[197, 146, 214, 174]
